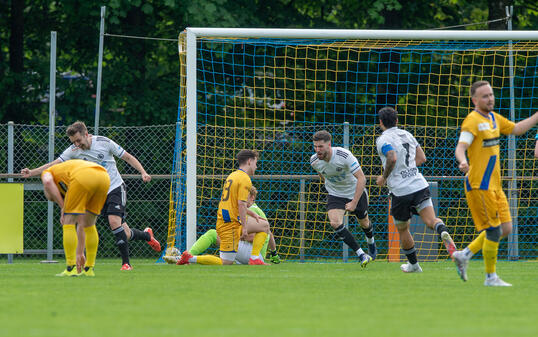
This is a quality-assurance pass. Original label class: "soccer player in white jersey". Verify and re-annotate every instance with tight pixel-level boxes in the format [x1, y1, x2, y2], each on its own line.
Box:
[21, 121, 161, 270]
[375, 107, 457, 273]
[310, 130, 376, 267]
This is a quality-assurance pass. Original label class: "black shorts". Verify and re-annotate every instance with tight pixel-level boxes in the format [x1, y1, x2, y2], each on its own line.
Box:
[326, 191, 369, 220]
[390, 187, 431, 222]
[101, 183, 127, 218]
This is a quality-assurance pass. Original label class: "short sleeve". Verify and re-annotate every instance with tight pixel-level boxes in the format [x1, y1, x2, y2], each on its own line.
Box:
[58, 146, 75, 162]
[347, 153, 361, 174]
[495, 113, 515, 135]
[236, 175, 252, 202]
[460, 115, 477, 137]
[107, 138, 126, 158]
[377, 136, 394, 156]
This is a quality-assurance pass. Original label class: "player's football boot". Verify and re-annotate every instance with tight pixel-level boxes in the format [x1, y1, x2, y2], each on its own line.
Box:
[452, 250, 468, 282]
[484, 276, 512, 287]
[177, 251, 193, 265]
[359, 253, 372, 268]
[248, 258, 269, 265]
[441, 231, 457, 257]
[163, 255, 180, 264]
[144, 227, 162, 252]
[55, 266, 79, 277]
[270, 254, 281, 264]
[400, 262, 423, 273]
[367, 242, 378, 260]
[81, 266, 95, 277]
[120, 263, 133, 271]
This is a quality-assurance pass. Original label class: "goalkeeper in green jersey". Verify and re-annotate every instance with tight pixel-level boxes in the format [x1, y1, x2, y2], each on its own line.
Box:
[164, 187, 281, 265]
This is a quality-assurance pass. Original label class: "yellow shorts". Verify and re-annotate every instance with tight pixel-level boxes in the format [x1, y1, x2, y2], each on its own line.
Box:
[216, 219, 241, 253]
[64, 168, 110, 215]
[465, 189, 511, 232]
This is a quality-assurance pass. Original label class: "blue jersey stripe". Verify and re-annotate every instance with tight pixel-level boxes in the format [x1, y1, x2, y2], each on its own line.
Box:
[465, 177, 472, 192]
[381, 143, 394, 156]
[479, 155, 497, 190]
[221, 209, 231, 223]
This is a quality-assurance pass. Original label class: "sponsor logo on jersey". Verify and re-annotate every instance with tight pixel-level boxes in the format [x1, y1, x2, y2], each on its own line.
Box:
[336, 167, 342, 172]
[98, 153, 104, 160]
[478, 122, 490, 131]
[482, 137, 500, 147]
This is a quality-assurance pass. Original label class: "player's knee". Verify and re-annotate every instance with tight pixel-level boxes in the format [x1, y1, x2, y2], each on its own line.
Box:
[394, 220, 410, 231]
[486, 226, 502, 242]
[501, 223, 512, 238]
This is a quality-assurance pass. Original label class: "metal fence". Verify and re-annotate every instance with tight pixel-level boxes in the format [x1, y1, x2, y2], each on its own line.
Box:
[0, 123, 176, 261]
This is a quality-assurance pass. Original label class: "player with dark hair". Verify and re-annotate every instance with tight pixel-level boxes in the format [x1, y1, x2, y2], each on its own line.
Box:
[310, 130, 376, 267]
[453, 80, 538, 286]
[376, 107, 457, 273]
[21, 121, 161, 271]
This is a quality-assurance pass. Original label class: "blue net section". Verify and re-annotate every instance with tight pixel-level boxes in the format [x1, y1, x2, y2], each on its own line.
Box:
[172, 37, 538, 261]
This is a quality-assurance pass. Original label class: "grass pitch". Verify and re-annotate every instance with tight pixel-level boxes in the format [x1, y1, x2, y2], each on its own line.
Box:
[0, 259, 536, 337]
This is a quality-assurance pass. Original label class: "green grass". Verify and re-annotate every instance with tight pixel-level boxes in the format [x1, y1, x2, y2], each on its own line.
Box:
[1, 259, 536, 337]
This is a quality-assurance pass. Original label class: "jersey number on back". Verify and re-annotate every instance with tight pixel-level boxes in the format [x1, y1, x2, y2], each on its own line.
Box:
[402, 143, 411, 167]
[221, 179, 233, 201]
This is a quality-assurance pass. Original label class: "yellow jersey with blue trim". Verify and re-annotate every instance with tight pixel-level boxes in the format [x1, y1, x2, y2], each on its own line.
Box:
[460, 110, 514, 191]
[217, 169, 252, 224]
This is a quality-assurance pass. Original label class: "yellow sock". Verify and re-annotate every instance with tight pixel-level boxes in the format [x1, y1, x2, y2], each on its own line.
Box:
[84, 225, 99, 268]
[483, 238, 499, 274]
[196, 255, 222, 265]
[251, 232, 268, 257]
[468, 231, 486, 254]
[63, 224, 77, 266]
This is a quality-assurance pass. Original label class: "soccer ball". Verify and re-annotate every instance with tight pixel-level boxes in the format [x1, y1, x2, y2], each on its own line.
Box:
[165, 246, 180, 257]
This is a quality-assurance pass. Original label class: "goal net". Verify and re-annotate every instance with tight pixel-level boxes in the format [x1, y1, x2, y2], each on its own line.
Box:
[168, 29, 538, 262]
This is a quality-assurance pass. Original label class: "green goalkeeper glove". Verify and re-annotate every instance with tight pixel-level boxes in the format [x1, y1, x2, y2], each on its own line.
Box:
[269, 250, 281, 264]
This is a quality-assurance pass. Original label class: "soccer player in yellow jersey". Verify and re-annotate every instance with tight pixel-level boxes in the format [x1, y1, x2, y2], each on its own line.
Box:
[454, 80, 538, 286]
[41, 159, 110, 276]
[177, 149, 269, 265]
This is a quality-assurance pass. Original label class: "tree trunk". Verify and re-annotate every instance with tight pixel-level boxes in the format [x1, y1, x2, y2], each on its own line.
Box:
[7, 0, 24, 121]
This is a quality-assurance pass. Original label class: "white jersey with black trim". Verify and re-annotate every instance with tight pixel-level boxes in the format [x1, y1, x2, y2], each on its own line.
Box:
[58, 135, 125, 193]
[310, 146, 362, 199]
[376, 127, 428, 196]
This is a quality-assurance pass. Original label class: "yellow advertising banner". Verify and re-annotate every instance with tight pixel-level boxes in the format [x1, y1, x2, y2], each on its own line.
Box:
[0, 183, 24, 254]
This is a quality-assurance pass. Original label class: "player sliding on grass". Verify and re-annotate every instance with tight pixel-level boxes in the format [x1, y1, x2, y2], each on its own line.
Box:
[165, 186, 281, 265]
[453, 80, 538, 286]
[376, 107, 457, 273]
[310, 130, 376, 268]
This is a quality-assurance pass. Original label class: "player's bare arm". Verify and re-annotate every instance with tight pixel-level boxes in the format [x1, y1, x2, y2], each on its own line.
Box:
[41, 172, 64, 208]
[246, 208, 261, 222]
[238, 199, 249, 237]
[21, 158, 62, 178]
[376, 150, 396, 186]
[120, 151, 151, 182]
[455, 142, 470, 174]
[415, 145, 426, 166]
[346, 168, 366, 212]
[534, 136, 538, 158]
[511, 111, 538, 135]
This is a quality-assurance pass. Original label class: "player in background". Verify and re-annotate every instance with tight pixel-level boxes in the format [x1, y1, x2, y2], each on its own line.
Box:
[21, 121, 160, 270]
[453, 80, 538, 286]
[41, 159, 110, 276]
[375, 107, 457, 273]
[165, 187, 280, 265]
[176, 150, 268, 266]
[310, 130, 376, 268]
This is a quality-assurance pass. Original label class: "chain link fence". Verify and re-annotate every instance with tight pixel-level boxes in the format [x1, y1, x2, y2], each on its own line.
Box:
[0, 123, 175, 260]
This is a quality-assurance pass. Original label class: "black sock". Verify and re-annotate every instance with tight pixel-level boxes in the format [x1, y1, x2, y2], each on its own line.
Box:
[113, 227, 130, 265]
[130, 227, 150, 241]
[334, 224, 360, 251]
[361, 223, 374, 239]
[270, 250, 278, 257]
[66, 265, 75, 271]
[403, 246, 418, 265]
[434, 222, 448, 236]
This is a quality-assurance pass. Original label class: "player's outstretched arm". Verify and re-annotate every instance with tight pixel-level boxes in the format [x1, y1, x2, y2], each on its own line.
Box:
[120, 151, 151, 182]
[21, 158, 62, 178]
[512, 111, 538, 136]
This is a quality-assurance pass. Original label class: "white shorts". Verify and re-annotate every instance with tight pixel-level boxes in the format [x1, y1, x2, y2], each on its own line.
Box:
[234, 240, 264, 264]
